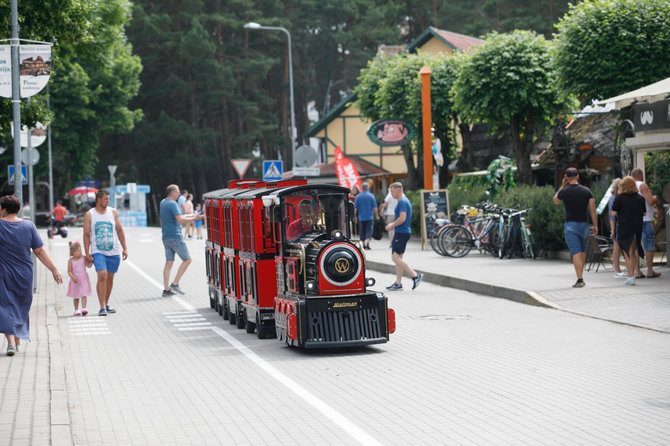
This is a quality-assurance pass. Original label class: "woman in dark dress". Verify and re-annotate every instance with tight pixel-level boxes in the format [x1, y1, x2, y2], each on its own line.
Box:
[0, 195, 62, 356]
[611, 176, 646, 286]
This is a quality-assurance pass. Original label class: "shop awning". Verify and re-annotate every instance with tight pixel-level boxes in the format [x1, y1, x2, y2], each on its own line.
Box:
[598, 76, 670, 108]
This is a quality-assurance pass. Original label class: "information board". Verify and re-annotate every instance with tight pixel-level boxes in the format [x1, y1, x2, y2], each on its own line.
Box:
[420, 189, 449, 250]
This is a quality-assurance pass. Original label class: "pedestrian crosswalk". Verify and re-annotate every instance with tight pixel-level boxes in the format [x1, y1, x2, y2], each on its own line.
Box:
[164, 310, 212, 331]
[68, 317, 110, 336]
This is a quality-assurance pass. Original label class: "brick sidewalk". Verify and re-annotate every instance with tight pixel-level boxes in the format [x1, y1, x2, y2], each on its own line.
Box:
[363, 235, 670, 333]
[0, 252, 71, 446]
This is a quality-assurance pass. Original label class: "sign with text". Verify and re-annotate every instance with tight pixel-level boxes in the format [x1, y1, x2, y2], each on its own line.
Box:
[420, 189, 449, 250]
[293, 167, 320, 176]
[0, 44, 52, 98]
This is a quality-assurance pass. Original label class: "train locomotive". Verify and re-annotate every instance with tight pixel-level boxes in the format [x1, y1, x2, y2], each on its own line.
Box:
[203, 180, 395, 348]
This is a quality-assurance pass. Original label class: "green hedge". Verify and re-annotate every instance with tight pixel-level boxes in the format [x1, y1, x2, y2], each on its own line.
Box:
[402, 185, 567, 252]
[494, 185, 567, 252]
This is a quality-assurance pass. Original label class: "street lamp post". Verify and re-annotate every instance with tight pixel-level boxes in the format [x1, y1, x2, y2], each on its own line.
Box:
[244, 22, 296, 169]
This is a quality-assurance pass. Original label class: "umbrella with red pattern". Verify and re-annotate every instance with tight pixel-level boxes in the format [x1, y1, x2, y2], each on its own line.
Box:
[68, 186, 99, 195]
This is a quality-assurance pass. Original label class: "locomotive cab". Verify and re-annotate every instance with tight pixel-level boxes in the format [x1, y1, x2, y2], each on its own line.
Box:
[268, 185, 394, 348]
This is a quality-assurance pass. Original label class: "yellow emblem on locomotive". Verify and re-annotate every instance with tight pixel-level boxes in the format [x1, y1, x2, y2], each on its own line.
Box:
[334, 258, 350, 273]
[333, 302, 358, 308]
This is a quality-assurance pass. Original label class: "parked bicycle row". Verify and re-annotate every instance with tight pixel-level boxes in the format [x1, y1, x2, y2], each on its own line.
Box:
[429, 202, 535, 259]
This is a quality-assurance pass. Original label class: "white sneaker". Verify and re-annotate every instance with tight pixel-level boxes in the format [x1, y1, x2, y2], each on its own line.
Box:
[614, 272, 627, 279]
[624, 277, 636, 286]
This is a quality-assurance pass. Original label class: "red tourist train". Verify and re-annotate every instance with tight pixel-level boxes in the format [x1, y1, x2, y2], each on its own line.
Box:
[203, 179, 395, 348]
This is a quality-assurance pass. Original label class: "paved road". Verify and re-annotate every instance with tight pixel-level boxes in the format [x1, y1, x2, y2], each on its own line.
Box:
[4, 227, 670, 445]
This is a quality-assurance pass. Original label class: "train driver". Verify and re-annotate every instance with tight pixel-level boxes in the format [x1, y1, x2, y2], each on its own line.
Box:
[287, 199, 316, 239]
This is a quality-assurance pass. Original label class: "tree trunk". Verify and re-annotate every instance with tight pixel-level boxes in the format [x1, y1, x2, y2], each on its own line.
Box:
[509, 115, 534, 185]
[401, 143, 419, 189]
[457, 121, 475, 171]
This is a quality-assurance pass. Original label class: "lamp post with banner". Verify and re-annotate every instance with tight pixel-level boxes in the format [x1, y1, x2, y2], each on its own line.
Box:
[1, 18, 53, 201]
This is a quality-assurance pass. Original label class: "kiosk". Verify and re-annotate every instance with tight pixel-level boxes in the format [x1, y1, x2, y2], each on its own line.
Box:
[109, 184, 151, 227]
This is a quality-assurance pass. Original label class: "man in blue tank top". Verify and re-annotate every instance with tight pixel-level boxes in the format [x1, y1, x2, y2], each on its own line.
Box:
[83, 190, 128, 316]
[160, 185, 205, 297]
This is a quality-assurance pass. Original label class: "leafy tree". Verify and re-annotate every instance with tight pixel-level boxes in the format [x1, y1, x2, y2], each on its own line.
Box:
[0, 0, 141, 199]
[452, 30, 571, 185]
[392, 0, 573, 40]
[356, 52, 466, 189]
[553, 0, 670, 103]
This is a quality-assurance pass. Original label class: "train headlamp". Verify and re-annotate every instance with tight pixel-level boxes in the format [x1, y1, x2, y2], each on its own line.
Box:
[366, 278, 376, 287]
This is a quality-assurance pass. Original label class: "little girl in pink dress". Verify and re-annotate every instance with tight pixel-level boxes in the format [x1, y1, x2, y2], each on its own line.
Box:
[67, 242, 92, 316]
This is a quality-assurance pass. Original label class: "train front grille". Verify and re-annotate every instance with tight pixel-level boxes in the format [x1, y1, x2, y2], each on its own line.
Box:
[307, 308, 381, 342]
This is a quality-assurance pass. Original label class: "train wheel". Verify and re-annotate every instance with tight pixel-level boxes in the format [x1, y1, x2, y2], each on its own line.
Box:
[228, 305, 236, 325]
[236, 310, 245, 329]
[209, 291, 215, 309]
[245, 313, 256, 334]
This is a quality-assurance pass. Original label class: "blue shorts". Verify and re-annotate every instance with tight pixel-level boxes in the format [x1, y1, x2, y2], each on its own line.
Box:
[641, 221, 655, 251]
[392, 233, 411, 254]
[359, 220, 373, 240]
[92, 253, 120, 273]
[564, 222, 589, 255]
[163, 237, 190, 262]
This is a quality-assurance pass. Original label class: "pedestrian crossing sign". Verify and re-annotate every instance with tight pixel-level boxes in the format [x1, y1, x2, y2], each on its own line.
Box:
[8, 165, 28, 185]
[263, 160, 283, 181]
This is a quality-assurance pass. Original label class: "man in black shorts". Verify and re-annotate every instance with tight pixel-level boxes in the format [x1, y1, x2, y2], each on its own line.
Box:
[553, 167, 597, 287]
[384, 182, 422, 291]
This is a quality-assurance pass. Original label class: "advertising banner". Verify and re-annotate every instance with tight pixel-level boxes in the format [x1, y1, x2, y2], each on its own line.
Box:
[0, 44, 52, 98]
[367, 119, 416, 146]
[334, 146, 362, 191]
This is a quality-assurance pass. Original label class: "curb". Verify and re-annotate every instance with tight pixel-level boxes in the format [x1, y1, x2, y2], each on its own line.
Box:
[367, 259, 669, 334]
[42, 245, 74, 446]
[366, 260, 555, 308]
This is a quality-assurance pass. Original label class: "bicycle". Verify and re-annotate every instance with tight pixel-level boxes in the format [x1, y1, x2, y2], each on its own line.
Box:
[498, 208, 534, 259]
[439, 213, 499, 258]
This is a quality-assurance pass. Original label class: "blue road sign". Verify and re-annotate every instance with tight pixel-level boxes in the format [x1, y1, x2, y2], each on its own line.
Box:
[263, 160, 283, 181]
[76, 180, 100, 188]
[8, 165, 28, 185]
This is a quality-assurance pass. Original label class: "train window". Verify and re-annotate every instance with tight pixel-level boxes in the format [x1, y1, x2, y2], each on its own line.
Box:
[283, 190, 348, 241]
[262, 207, 273, 251]
[247, 205, 255, 252]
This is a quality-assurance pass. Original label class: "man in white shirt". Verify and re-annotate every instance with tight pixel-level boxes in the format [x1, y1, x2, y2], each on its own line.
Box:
[380, 189, 398, 245]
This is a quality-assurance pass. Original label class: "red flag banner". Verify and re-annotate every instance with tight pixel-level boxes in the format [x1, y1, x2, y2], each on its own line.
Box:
[334, 146, 362, 191]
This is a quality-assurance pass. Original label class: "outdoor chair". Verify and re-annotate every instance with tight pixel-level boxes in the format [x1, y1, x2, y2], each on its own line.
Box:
[585, 235, 614, 272]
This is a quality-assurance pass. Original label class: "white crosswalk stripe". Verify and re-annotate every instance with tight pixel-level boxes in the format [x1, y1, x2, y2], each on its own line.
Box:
[164, 310, 211, 331]
[68, 318, 110, 335]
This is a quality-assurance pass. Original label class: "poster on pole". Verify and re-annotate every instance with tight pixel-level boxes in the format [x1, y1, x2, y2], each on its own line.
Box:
[420, 189, 449, 250]
[0, 44, 52, 98]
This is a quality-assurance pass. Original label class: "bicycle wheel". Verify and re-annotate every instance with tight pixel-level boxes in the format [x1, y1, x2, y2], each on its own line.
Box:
[430, 224, 451, 256]
[498, 221, 509, 259]
[440, 226, 472, 258]
[505, 222, 520, 259]
[523, 227, 536, 259]
[485, 224, 500, 257]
